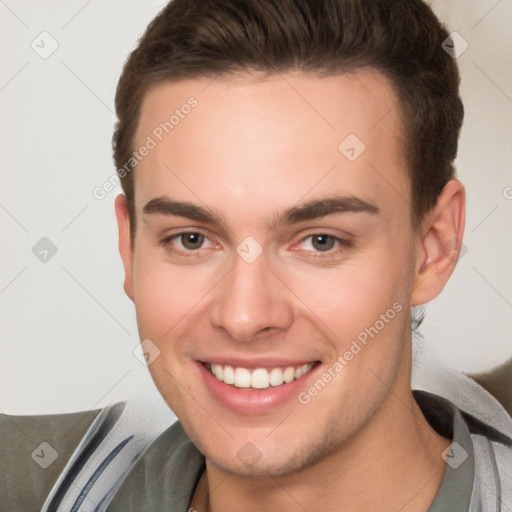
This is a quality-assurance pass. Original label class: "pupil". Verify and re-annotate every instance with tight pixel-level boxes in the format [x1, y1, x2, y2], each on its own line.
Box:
[313, 234, 334, 251]
[183, 233, 203, 250]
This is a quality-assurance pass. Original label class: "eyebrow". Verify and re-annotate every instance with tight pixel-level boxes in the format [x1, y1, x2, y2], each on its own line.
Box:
[142, 195, 380, 230]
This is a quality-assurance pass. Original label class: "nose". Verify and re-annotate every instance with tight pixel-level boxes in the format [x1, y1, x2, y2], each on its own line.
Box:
[209, 250, 294, 343]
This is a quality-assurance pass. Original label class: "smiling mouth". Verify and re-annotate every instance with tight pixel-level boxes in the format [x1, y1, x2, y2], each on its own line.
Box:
[202, 362, 318, 390]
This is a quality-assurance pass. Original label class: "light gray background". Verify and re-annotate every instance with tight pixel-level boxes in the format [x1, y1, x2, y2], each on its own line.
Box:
[1, 0, 511, 414]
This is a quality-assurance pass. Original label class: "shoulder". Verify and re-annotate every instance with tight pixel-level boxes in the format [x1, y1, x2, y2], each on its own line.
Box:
[107, 420, 205, 511]
[1, 396, 176, 512]
[412, 347, 512, 509]
[412, 343, 512, 439]
[469, 357, 512, 416]
[0, 408, 101, 512]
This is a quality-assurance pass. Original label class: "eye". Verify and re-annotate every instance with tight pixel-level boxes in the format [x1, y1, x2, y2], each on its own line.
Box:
[177, 232, 206, 250]
[160, 231, 217, 255]
[296, 234, 352, 254]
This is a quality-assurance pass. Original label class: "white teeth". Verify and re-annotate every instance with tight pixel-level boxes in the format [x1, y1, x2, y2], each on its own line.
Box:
[212, 364, 223, 380]
[269, 367, 284, 386]
[223, 365, 235, 385]
[294, 363, 312, 379]
[251, 368, 270, 389]
[283, 367, 295, 383]
[234, 367, 251, 388]
[207, 362, 315, 389]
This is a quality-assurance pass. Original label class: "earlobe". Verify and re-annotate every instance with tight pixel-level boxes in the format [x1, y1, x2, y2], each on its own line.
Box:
[114, 194, 135, 301]
[411, 180, 465, 306]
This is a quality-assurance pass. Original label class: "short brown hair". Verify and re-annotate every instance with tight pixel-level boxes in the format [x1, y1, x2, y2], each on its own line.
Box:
[112, 0, 464, 244]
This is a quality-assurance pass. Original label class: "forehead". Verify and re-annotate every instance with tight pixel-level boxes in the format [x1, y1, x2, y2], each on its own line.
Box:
[133, 70, 410, 227]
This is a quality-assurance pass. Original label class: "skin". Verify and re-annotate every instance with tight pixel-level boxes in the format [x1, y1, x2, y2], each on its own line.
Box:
[115, 70, 465, 511]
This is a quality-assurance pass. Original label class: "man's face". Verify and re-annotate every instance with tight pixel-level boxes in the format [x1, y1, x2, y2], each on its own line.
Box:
[121, 70, 421, 476]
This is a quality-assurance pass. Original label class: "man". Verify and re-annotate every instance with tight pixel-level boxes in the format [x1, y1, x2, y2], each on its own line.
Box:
[1, 0, 511, 511]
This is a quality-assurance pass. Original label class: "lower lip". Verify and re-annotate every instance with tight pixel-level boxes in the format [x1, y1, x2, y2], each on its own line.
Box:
[197, 362, 319, 414]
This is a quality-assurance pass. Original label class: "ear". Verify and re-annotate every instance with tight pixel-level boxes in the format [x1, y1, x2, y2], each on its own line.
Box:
[411, 179, 465, 306]
[114, 194, 135, 301]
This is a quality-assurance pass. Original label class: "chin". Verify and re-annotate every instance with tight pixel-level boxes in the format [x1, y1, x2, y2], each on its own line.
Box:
[189, 420, 346, 478]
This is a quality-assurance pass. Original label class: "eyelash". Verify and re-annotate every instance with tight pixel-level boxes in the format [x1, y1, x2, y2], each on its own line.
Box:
[159, 231, 353, 258]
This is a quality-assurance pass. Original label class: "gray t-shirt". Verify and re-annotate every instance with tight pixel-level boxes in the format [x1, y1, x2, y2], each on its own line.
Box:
[423, 392, 474, 511]
[107, 390, 475, 511]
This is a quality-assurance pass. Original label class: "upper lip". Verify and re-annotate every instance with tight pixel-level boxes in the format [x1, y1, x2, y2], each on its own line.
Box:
[198, 356, 319, 369]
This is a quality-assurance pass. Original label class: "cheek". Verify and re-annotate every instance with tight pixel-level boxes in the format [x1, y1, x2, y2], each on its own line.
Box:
[132, 249, 211, 339]
[282, 246, 411, 346]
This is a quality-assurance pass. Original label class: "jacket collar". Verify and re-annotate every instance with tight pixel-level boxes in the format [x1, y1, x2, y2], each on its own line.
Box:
[411, 340, 512, 443]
